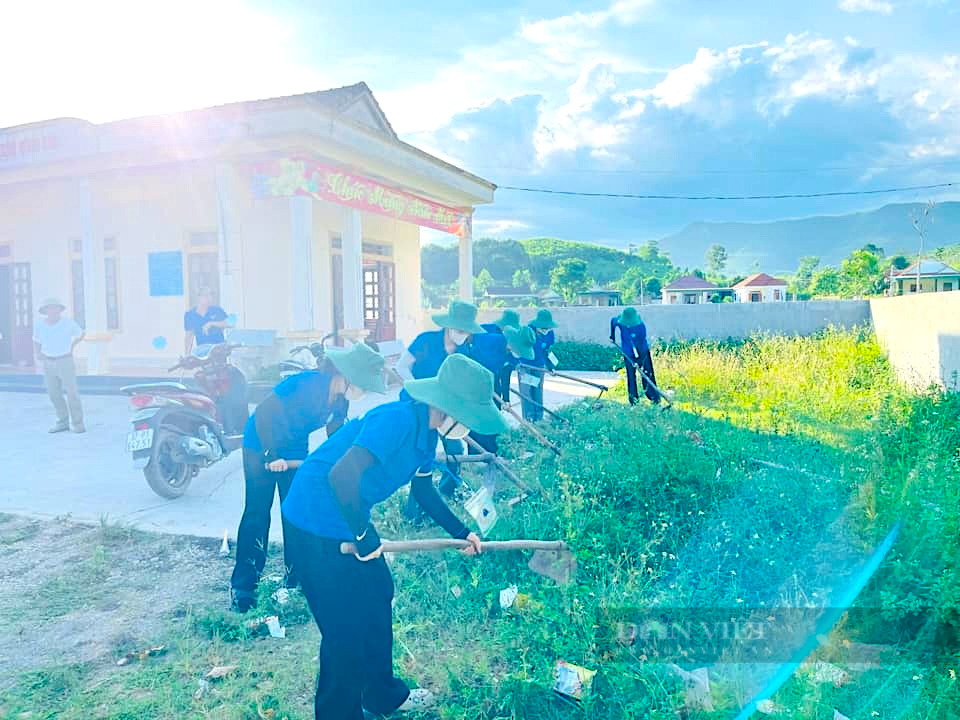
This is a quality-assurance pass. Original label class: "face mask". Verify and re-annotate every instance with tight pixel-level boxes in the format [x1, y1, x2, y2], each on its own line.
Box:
[344, 384, 366, 402]
[438, 415, 470, 440]
[449, 330, 470, 346]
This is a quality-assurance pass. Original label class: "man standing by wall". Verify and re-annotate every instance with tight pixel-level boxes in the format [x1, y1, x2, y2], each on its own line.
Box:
[33, 298, 85, 433]
[184, 287, 232, 354]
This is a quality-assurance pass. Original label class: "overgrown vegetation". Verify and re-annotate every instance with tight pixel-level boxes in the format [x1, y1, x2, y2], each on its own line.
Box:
[2, 329, 958, 718]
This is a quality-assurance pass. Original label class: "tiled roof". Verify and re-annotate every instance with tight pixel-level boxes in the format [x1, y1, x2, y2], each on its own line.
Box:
[733, 272, 788, 288]
[664, 275, 719, 290]
[892, 260, 960, 277]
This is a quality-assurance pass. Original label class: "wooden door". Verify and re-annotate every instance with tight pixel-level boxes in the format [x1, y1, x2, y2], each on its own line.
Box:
[362, 261, 395, 342]
[11, 263, 33, 367]
[0, 265, 10, 364]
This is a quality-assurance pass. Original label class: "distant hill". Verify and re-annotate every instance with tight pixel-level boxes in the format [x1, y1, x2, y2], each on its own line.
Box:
[657, 202, 960, 274]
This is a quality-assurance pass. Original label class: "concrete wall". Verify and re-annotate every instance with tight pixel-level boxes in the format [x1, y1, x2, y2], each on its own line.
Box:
[419, 300, 871, 345]
[870, 292, 960, 390]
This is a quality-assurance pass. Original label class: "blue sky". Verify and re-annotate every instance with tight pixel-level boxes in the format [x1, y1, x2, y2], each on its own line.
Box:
[3, 0, 959, 247]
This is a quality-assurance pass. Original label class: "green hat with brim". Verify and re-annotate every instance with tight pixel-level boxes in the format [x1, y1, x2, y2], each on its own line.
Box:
[504, 326, 536, 361]
[38, 298, 66, 315]
[326, 342, 387, 393]
[618, 307, 640, 327]
[494, 309, 521, 330]
[403, 353, 508, 436]
[530, 308, 558, 329]
[432, 299, 485, 334]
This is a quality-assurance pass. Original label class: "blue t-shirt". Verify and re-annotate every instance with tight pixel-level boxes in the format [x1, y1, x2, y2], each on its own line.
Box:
[468, 332, 508, 375]
[184, 306, 228, 345]
[281, 400, 437, 539]
[480, 323, 503, 335]
[529, 327, 556, 369]
[610, 317, 649, 358]
[407, 330, 452, 380]
[242, 371, 346, 460]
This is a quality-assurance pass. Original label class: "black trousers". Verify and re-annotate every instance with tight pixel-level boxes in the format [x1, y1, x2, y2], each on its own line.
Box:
[497, 364, 514, 404]
[287, 525, 409, 720]
[625, 349, 661, 404]
[230, 449, 298, 594]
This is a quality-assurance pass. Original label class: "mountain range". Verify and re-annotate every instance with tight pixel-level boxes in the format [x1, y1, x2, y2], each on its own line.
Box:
[655, 202, 960, 275]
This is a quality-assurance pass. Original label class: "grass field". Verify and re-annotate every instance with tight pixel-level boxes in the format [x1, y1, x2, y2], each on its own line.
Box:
[2, 328, 958, 719]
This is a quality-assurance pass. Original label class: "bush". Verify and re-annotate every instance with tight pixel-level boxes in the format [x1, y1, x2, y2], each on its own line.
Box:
[551, 341, 623, 371]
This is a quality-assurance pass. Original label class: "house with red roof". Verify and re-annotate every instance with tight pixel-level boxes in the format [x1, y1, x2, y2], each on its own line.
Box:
[732, 273, 788, 303]
[663, 275, 720, 305]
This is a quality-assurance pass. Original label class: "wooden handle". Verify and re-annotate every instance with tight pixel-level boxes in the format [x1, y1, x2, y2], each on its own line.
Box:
[463, 435, 531, 492]
[340, 539, 567, 554]
[494, 393, 561, 456]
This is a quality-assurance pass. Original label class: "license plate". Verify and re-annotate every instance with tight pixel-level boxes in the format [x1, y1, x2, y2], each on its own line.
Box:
[126, 429, 154, 453]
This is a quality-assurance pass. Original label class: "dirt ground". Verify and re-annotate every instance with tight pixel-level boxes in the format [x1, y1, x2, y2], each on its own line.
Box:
[0, 513, 232, 686]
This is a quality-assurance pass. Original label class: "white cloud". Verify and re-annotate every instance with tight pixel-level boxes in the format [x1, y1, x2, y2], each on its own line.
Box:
[474, 219, 533, 235]
[520, 0, 653, 46]
[839, 0, 895, 14]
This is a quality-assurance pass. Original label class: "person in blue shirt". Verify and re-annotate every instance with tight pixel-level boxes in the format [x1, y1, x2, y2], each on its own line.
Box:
[183, 287, 233, 354]
[281, 354, 507, 720]
[480, 309, 520, 402]
[519, 308, 559, 422]
[610, 306, 660, 405]
[229, 343, 387, 613]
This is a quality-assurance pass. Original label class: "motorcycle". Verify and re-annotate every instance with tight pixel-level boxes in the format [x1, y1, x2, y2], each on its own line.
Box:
[121, 344, 249, 499]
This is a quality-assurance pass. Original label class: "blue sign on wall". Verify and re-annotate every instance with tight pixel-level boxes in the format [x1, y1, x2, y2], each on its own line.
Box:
[148, 251, 183, 296]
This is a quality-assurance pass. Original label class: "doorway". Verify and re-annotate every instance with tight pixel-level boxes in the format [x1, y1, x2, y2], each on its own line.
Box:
[363, 260, 395, 342]
[2, 262, 33, 367]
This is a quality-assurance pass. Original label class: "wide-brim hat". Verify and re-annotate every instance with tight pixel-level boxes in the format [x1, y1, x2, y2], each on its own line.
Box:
[618, 307, 640, 327]
[530, 308, 558, 329]
[432, 300, 485, 334]
[326, 342, 387, 393]
[504, 326, 536, 361]
[38, 298, 66, 315]
[403, 354, 508, 435]
[494, 309, 521, 331]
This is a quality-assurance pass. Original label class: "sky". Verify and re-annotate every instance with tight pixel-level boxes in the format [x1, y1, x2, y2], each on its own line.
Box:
[3, 0, 960, 247]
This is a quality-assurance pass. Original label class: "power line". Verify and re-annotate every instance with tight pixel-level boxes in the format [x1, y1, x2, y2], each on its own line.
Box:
[497, 181, 958, 201]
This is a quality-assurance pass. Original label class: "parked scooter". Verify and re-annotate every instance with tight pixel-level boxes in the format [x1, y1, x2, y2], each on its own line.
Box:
[121, 344, 249, 499]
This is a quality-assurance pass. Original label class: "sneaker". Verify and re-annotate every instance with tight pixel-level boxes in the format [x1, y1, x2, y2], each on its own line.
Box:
[397, 689, 435, 712]
[48, 423, 69, 434]
[230, 588, 257, 613]
[71, 425, 86, 434]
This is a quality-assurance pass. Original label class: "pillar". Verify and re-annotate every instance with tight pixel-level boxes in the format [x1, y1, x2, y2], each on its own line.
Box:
[79, 178, 109, 374]
[289, 196, 314, 332]
[215, 163, 244, 324]
[341, 208, 365, 337]
[458, 214, 473, 302]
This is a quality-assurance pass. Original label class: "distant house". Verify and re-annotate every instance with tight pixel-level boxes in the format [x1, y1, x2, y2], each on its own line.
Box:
[576, 288, 623, 307]
[732, 273, 788, 303]
[890, 260, 960, 295]
[483, 285, 538, 304]
[538, 289, 565, 307]
[663, 276, 720, 305]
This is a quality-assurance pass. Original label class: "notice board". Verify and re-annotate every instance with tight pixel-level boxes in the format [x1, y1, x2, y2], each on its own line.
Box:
[148, 251, 183, 296]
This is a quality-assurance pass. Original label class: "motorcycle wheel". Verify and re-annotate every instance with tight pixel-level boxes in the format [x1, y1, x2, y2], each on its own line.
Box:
[143, 430, 192, 499]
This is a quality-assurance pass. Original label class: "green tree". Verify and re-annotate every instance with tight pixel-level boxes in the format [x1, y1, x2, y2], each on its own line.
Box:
[706, 244, 728, 277]
[421, 243, 459, 285]
[809, 267, 842, 297]
[791, 256, 820, 298]
[550, 258, 590, 303]
[474, 268, 495, 296]
[840, 249, 883, 296]
[474, 238, 530, 282]
[512, 268, 533, 289]
[644, 277, 662, 299]
[889, 255, 910, 271]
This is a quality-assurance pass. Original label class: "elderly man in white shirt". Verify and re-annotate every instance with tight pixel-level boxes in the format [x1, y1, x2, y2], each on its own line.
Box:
[32, 298, 86, 433]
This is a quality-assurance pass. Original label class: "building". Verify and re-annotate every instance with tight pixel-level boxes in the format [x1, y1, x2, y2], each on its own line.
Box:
[482, 285, 538, 305]
[732, 273, 788, 303]
[576, 288, 623, 307]
[663, 276, 720, 305]
[0, 83, 494, 373]
[537, 289, 565, 307]
[890, 260, 960, 295]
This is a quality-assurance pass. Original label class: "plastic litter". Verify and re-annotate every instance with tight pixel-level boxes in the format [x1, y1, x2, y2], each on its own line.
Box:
[205, 665, 237, 680]
[464, 486, 498, 535]
[219, 529, 229, 556]
[553, 660, 596, 701]
[499, 585, 519, 609]
[116, 645, 166, 666]
[265, 615, 285, 639]
[671, 665, 714, 711]
[272, 588, 290, 605]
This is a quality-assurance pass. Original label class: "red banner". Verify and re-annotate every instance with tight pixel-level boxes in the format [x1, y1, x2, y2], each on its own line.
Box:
[252, 157, 471, 236]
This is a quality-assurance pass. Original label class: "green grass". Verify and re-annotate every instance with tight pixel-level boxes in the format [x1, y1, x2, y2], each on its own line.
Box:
[2, 328, 959, 718]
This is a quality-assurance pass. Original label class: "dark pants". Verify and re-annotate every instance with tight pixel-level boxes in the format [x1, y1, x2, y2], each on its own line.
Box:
[625, 349, 660, 404]
[497, 364, 514, 404]
[518, 366, 544, 422]
[288, 525, 409, 720]
[230, 449, 298, 594]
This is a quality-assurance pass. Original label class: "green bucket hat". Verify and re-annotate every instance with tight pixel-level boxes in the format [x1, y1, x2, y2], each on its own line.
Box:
[325, 342, 387, 393]
[432, 300, 485, 334]
[39, 298, 66, 315]
[618, 307, 640, 327]
[529, 308, 558, 329]
[494, 309, 521, 331]
[403, 354, 508, 435]
[504, 326, 536, 361]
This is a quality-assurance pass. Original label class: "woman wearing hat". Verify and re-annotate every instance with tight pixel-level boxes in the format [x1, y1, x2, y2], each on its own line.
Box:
[481, 309, 520, 403]
[610, 307, 660, 405]
[32, 298, 85, 433]
[230, 342, 386, 613]
[520, 309, 559, 422]
[281, 354, 507, 719]
[394, 299, 486, 385]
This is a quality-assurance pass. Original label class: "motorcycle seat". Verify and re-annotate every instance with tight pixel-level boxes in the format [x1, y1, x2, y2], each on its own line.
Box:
[121, 381, 190, 395]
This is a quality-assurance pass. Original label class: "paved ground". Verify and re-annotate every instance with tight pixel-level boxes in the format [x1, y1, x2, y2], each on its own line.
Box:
[0, 371, 618, 542]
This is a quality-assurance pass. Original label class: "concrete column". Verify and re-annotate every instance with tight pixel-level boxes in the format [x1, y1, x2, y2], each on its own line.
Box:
[79, 178, 109, 374]
[341, 208, 365, 334]
[215, 163, 244, 324]
[289, 196, 314, 332]
[458, 215, 473, 302]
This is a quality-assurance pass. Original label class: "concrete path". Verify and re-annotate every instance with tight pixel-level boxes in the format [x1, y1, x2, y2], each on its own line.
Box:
[0, 372, 618, 541]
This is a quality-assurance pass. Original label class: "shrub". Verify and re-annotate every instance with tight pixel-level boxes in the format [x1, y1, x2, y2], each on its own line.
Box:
[551, 341, 623, 371]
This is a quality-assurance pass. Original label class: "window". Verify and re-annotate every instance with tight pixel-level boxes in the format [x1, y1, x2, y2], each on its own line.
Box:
[69, 238, 85, 328]
[774, 289, 781, 301]
[910, 283, 918, 293]
[750, 292, 761, 302]
[104, 238, 119, 331]
[944, 282, 954, 292]
[682, 293, 698, 304]
[187, 231, 220, 307]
